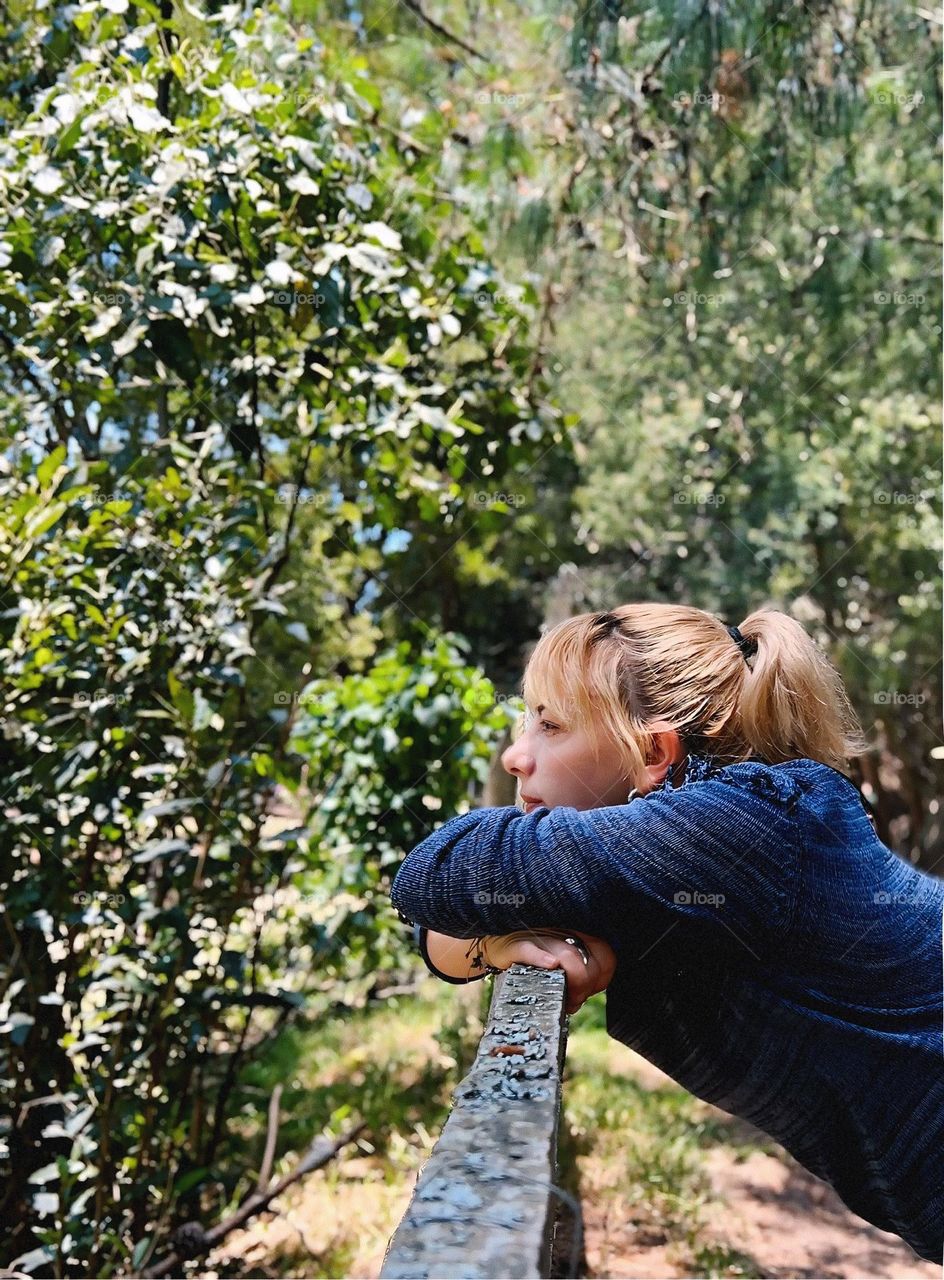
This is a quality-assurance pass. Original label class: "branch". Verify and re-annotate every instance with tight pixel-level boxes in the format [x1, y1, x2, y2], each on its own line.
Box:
[255, 1083, 283, 1194]
[370, 112, 435, 155]
[258, 438, 314, 596]
[156, 0, 176, 120]
[0, 328, 76, 449]
[401, 0, 488, 61]
[143, 1120, 366, 1277]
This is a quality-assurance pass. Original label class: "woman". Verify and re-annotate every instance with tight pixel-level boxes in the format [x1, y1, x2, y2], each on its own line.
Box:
[390, 605, 944, 1264]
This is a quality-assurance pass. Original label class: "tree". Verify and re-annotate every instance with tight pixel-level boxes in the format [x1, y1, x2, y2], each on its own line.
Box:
[325, 0, 942, 860]
[0, 0, 563, 1269]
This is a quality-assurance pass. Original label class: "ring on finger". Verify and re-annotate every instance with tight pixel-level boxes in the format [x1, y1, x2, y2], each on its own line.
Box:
[563, 935, 591, 966]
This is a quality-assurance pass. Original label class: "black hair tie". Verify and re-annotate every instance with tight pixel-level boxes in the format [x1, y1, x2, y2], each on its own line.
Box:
[593, 612, 623, 635]
[726, 624, 758, 663]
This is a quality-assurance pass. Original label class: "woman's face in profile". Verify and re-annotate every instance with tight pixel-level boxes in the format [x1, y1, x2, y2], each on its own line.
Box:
[500, 702, 633, 813]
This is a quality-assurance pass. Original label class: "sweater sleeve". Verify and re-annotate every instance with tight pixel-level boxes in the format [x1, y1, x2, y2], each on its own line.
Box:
[390, 773, 800, 953]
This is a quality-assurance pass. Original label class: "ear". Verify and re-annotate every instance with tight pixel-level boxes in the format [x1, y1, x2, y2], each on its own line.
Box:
[641, 728, 684, 792]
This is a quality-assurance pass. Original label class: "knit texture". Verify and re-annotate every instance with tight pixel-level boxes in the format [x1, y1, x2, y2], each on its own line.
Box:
[390, 753, 944, 1263]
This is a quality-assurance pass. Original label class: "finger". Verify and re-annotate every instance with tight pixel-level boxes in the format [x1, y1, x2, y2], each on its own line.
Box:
[510, 941, 562, 970]
[554, 948, 592, 1013]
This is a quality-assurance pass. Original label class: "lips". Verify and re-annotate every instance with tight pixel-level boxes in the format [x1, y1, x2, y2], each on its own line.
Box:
[521, 794, 544, 813]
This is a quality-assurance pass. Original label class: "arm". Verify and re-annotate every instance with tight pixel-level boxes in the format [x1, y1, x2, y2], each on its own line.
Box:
[391, 769, 800, 951]
[422, 926, 618, 1015]
[422, 928, 490, 982]
[420, 927, 557, 980]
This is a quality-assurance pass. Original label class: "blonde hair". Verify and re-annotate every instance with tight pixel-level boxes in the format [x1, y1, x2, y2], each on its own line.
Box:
[520, 604, 869, 782]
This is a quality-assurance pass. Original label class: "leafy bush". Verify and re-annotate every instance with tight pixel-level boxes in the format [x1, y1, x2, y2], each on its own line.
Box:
[0, 435, 517, 1273]
[0, 435, 304, 1271]
[0, 0, 557, 1269]
[289, 633, 515, 1002]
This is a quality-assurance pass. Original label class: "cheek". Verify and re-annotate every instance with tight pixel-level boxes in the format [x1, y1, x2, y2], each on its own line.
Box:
[553, 742, 602, 792]
[578, 752, 628, 803]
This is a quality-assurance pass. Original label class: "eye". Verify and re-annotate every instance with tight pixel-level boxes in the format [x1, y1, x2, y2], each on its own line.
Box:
[538, 719, 561, 734]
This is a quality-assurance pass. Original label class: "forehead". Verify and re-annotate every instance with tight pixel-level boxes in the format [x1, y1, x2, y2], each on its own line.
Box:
[522, 652, 599, 727]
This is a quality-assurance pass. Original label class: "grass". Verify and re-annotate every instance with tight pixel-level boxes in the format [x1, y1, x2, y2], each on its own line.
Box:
[688, 1240, 766, 1278]
[209, 979, 771, 1278]
[207, 976, 490, 1277]
[558, 993, 769, 1276]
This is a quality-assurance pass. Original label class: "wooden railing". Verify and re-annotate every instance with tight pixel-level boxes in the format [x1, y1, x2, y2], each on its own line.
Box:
[380, 964, 581, 1279]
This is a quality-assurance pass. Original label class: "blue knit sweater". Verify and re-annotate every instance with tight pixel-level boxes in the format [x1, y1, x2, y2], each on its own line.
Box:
[390, 753, 944, 1263]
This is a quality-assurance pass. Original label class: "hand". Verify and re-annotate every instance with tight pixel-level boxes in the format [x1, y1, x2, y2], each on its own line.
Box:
[483, 929, 617, 1016]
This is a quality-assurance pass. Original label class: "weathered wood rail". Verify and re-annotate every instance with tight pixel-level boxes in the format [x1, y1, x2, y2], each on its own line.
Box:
[380, 963, 579, 1279]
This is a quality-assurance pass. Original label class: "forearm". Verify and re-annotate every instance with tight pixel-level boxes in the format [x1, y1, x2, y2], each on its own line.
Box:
[424, 930, 490, 980]
[423, 926, 597, 979]
[424, 927, 618, 1015]
[390, 805, 620, 940]
[422, 929, 545, 980]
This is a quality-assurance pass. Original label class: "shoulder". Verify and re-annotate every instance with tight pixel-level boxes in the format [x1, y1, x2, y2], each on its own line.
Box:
[663, 753, 841, 818]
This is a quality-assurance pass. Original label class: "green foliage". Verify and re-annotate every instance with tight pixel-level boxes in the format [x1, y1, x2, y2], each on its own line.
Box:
[0, 434, 305, 1273]
[551, 4, 943, 838]
[0, 0, 551, 491]
[327, 0, 942, 853]
[0, 0, 560, 1270]
[288, 633, 515, 999]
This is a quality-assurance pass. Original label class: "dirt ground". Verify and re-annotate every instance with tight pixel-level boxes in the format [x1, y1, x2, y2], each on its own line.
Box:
[215, 1110, 941, 1280]
[579, 1055, 942, 1280]
[580, 1142, 942, 1278]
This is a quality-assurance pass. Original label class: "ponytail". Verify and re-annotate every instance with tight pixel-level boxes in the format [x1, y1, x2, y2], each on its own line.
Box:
[734, 609, 869, 770]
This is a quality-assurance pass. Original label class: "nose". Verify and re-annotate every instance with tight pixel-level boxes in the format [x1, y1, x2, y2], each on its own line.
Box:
[501, 735, 534, 781]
